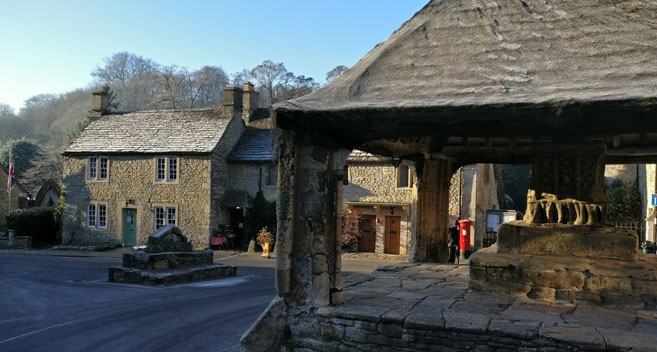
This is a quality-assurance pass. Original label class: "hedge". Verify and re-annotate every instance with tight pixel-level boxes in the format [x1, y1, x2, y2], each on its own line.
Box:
[6, 207, 59, 245]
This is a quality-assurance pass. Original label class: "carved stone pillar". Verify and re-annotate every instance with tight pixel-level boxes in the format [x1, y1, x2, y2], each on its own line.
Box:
[411, 158, 452, 263]
[275, 130, 343, 307]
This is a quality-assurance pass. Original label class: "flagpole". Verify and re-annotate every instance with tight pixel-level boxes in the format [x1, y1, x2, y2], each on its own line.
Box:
[7, 149, 11, 214]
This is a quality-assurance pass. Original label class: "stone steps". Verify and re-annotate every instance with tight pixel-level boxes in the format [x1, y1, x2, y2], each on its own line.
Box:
[108, 264, 237, 285]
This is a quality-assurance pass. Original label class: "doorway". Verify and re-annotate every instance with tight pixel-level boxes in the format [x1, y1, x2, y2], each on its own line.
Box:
[122, 208, 137, 246]
[358, 215, 376, 253]
[384, 216, 401, 254]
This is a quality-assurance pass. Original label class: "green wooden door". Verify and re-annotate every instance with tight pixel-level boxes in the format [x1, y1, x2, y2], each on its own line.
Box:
[122, 209, 137, 246]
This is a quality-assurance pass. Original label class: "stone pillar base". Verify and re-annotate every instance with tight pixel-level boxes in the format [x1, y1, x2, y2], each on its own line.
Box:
[470, 247, 657, 305]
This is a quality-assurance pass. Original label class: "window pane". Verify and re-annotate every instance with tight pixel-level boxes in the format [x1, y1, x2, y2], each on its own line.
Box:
[267, 165, 277, 185]
[87, 204, 96, 227]
[166, 208, 176, 225]
[98, 204, 107, 228]
[168, 157, 177, 181]
[398, 165, 409, 188]
[155, 207, 164, 229]
[156, 158, 166, 181]
[88, 158, 97, 180]
[99, 158, 108, 180]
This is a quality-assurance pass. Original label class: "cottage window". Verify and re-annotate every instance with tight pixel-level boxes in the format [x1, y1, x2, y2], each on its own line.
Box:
[87, 156, 109, 181]
[155, 157, 178, 183]
[266, 165, 277, 186]
[156, 158, 166, 181]
[87, 204, 96, 227]
[99, 157, 108, 180]
[88, 157, 97, 180]
[397, 164, 414, 188]
[166, 208, 176, 225]
[168, 157, 178, 182]
[87, 203, 107, 229]
[154, 206, 176, 229]
[98, 204, 107, 228]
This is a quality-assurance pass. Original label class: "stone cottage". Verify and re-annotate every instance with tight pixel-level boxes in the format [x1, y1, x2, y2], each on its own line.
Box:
[344, 150, 498, 255]
[62, 84, 266, 249]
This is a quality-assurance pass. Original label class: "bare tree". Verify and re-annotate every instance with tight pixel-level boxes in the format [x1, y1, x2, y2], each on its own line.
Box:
[277, 73, 320, 101]
[251, 60, 287, 106]
[326, 65, 348, 83]
[157, 66, 188, 109]
[193, 66, 229, 108]
[231, 69, 252, 87]
[0, 103, 15, 119]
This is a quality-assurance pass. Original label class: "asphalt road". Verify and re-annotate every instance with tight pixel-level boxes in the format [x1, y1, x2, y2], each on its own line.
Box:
[0, 251, 394, 352]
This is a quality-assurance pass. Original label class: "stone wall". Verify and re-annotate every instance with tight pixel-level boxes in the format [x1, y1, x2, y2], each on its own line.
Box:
[455, 164, 499, 249]
[226, 163, 278, 202]
[62, 154, 215, 249]
[210, 117, 245, 234]
[604, 164, 638, 183]
[344, 164, 414, 204]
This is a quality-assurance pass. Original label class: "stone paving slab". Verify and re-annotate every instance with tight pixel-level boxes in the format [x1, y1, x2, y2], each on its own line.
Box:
[315, 263, 657, 351]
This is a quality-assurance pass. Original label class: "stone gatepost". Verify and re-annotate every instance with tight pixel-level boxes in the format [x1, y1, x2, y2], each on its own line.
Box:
[410, 158, 453, 263]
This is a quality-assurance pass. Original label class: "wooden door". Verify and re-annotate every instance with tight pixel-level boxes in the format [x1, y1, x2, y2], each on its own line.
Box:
[122, 208, 137, 246]
[358, 215, 376, 253]
[384, 216, 401, 254]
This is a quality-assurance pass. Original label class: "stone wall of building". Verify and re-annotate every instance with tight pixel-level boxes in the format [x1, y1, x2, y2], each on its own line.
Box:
[343, 164, 414, 204]
[62, 154, 214, 249]
[604, 164, 638, 183]
[226, 163, 278, 202]
[210, 117, 245, 234]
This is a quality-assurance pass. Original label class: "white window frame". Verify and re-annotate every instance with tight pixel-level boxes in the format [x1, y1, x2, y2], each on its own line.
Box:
[87, 204, 96, 228]
[155, 156, 178, 183]
[87, 203, 107, 229]
[397, 164, 414, 189]
[154, 206, 177, 230]
[87, 156, 109, 182]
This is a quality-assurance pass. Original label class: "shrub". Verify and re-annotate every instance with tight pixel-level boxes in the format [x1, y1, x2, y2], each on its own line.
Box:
[341, 209, 364, 251]
[6, 207, 59, 245]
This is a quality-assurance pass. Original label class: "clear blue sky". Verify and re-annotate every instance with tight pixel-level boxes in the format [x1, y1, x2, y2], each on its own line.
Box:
[0, 0, 427, 112]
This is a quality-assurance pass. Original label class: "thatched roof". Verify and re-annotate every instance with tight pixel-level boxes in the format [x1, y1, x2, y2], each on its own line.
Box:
[65, 109, 231, 154]
[275, 0, 657, 142]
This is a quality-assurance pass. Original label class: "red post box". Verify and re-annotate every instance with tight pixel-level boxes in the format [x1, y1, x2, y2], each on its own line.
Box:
[458, 219, 472, 259]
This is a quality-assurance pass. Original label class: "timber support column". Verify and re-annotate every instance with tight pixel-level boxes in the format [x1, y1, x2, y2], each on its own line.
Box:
[411, 158, 452, 263]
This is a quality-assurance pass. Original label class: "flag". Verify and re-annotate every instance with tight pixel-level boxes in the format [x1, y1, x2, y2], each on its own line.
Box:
[7, 153, 15, 193]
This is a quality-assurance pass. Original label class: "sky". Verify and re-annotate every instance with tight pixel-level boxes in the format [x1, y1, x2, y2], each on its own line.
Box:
[0, 0, 428, 113]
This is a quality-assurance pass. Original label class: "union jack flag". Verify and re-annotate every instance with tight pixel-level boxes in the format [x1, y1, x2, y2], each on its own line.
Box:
[7, 153, 14, 193]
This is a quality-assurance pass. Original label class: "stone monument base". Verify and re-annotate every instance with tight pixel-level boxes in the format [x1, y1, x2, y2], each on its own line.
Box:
[469, 222, 656, 305]
[470, 246, 657, 305]
[108, 249, 237, 285]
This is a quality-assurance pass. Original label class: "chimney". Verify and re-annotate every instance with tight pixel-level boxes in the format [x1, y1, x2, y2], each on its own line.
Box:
[89, 86, 110, 118]
[242, 82, 259, 124]
[223, 86, 243, 118]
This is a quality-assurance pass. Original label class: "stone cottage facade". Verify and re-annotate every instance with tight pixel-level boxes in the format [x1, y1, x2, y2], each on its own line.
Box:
[62, 85, 265, 249]
[344, 150, 498, 255]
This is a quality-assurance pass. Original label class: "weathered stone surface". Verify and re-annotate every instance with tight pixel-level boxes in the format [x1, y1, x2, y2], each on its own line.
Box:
[539, 326, 605, 350]
[145, 225, 192, 253]
[488, 319, 540, 340]
[108, 263, 236, 285]
[497, 222, 638, 260]
[443, 312, 490, 333]
[240, 296, 287, 352]
[122, 249, 213, 270]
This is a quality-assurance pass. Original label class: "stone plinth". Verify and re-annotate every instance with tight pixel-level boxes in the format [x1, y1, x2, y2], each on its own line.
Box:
[470, 247, 657, 304]
[121, 249, 213, 270]
[108, 264, 236, 285]
[497, 221, 638, 261]
[108, 249, 236, 285]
